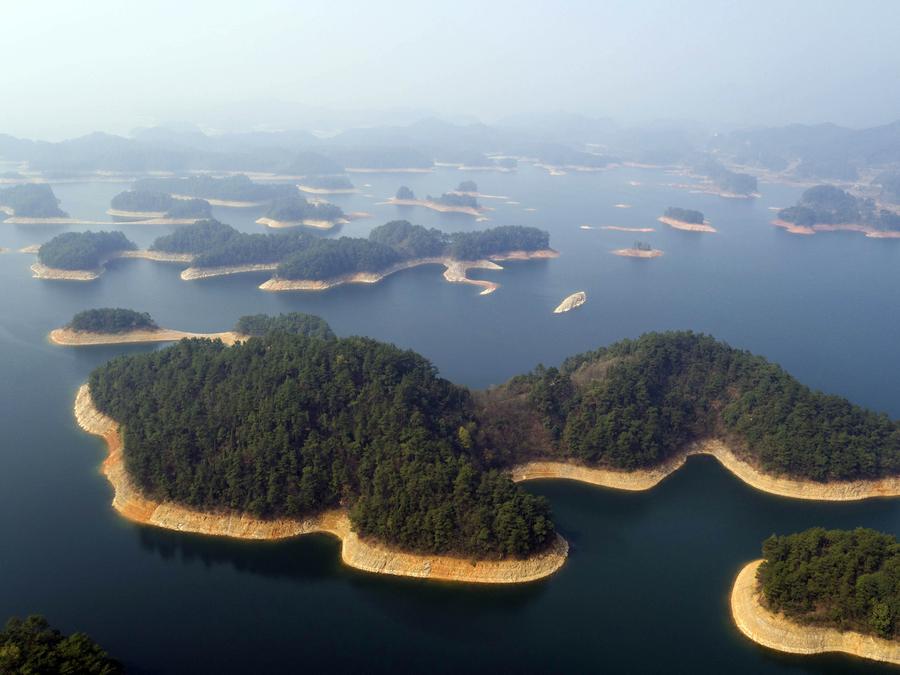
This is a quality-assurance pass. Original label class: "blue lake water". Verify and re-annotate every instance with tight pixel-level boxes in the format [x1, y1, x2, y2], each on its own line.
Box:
[0, 165, 897, 673]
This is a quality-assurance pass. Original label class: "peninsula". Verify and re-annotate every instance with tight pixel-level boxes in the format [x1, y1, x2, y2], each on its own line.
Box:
[732, 528, 900, 665]
[775, 185, 900, 238]
[0, 183, 68, 219]
[133, 173, 295, 207]
[75, 330, 900, 586]
[659, 207, 716, 232]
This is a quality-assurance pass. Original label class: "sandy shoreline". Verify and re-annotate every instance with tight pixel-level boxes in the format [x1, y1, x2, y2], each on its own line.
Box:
[772, 218, 900, 238]
[296, 185, 358, 195]
[658, 216, 717, 233]
[259, 249, 558, 295]
[106, 208, 167, 219]
[383, 198, 489, 219]
[29, 249, 194, 281]
[74, 385, 567, 584]
[171, 194, 264, 208]
[256, 216, 343, 230]
[594, 225, 654, 232]
[512, 439, 900, 501]
[50, 328, 243, 346]
[668, 182, 759, 200]
[345, 167, 433, 174]
[731, 560, 900, 665]
[181, 263, 278, 280]
[5, 216, 200, 226]
[553, 291, 586, 314]
[612, 248, 664, 258]
[31, 262, 101, 281]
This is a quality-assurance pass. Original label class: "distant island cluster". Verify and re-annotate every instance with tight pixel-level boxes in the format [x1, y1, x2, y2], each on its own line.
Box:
[775, 184, 900, 238]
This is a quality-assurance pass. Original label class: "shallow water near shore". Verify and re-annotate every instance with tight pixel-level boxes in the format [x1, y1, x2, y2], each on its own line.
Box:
[1, 165, 898, 673]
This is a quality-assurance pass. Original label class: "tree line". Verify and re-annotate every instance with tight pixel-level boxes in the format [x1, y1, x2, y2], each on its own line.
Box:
[38, 231, 136, 270]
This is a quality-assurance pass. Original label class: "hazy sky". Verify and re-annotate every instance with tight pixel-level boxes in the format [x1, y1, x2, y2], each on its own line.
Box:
[2, 0, 900, 139]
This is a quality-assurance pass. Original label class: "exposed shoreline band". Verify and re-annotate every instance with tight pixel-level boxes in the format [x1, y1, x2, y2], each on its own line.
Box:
[74, 385, 568, 584]
[50, 328, 244, 346]
[731, 560, 900, 665]
[511, 439, 900, 501]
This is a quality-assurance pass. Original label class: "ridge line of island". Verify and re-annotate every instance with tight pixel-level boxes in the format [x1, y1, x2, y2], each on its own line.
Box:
[26, 219, 558, 295]
[70, 325, 900, 590]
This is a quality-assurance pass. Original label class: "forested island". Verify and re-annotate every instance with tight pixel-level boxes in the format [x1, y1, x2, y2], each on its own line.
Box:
[659, 207, 715, 232]
[77, 330, 900, 583]
[775, 185, 900, 237]
[688, 158, 759, 197]
[256, 193, 346, 229]
[0, 183, 68, 218]
[296, 175, 356, 194]
[0, 615, 123, 674]
[109, 190, 212, 219]
[133, 174, 294, 206]
[388, 185, 487, 217]
[52, 309, 333, 346]
[264, 220, 554, 293]
[732, 528, 900, 665]
[613, 241, 663, 258]
[34, 231, 137, 279]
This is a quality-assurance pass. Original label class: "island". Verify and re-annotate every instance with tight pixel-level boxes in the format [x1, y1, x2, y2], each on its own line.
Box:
[296, 175, 356, 194]
[553, 291, 586, 313]
[32, 231, 137, 280]
[133, 174, 295, 207]
[50, 309, 334, 346]
[386, 186, 489, 219]
[774, 185, 900, 238]
[612, 241, 664, 258]
[76, 330, 900, 584]
[659, 207, 716, 233]
[108, 190, 212, 221]
[732, 528, 899, 665]
[673, 158, 759, 199]
[260, 220, 557, 295]
[0, 183, 69, 220]
[256, 194, 347, 229]
[0, 615, 123, 674]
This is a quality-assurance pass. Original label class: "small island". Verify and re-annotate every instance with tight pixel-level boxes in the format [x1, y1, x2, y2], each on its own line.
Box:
[659, 207, 716, 233]
[612, 241, 664, 258]
[553, 291, 586, 313]
[732, 528, 899, 665]
[296, 175, 356, 194]
[32, 231, 137, 280]
[0, 183, 69, 221]
[50, 309, 334, 346]
[774, 185, 900, 238]
[256, 193, 347, 229]
[107, 190, 212, 222]
[386, 186, 489, 219]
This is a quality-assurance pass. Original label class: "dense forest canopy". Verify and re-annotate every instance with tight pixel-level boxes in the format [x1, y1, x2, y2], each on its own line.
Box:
[89, 334, 554, 558]
[664, 207, 704, 224]
[110, 189, 173, 212]
[429, 192, 480, 209]
[133, 174, 294, 202]
[264, 194, 344, 223]
[69, 308, 158, 333]
[778, 185, 900, 230]
[164, 198, 212, 219]
[482, 331, 900, 481]
[457, 180, 478, 192]
[275, 222, 550, 280]
[395, 186, 415, 200]
[694, 158, 757, 195]
[0, 183, 68, 217]
[0, 615, 123, 674]
[235, 312, 336, 339]
[38, 231, 136, 270]
[758, 528, 899, 639]
[300, 175, 354, 190]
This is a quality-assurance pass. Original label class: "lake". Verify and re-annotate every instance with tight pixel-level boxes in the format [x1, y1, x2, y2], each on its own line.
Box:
[0, 165, 897, 673]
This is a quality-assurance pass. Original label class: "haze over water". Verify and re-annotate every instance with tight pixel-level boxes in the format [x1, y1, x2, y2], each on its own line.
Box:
[0, 165, 898, 672]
